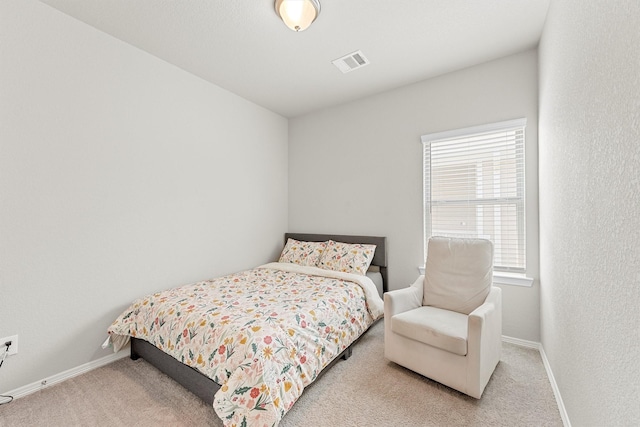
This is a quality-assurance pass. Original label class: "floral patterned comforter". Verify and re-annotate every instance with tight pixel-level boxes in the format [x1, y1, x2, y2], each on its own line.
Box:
[108, 262, 384, 427]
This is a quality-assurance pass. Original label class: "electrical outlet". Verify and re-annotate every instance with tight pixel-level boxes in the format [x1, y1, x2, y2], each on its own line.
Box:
[1, 334, 18, 356]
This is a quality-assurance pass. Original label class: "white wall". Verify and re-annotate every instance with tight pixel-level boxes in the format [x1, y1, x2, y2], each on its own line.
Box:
[538, 0, 640, 425]
[289, 50, 540, 341]
[0, 0, 287, 393]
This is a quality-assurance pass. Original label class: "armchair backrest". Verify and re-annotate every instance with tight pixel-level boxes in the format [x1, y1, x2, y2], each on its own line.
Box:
[423, 236, 494, 315]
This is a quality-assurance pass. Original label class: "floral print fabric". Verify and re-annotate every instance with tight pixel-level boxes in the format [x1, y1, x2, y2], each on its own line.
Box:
[318, 240, 376, 275]
[278, 238, 327, 267]
[108, 263, 380, 427]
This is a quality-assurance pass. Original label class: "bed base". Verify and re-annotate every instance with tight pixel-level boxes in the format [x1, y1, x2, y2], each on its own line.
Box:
[131, 338, 220, 405]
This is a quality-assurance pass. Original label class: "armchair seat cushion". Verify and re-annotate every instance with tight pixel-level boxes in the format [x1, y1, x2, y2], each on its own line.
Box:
[391, 306, 468, 356]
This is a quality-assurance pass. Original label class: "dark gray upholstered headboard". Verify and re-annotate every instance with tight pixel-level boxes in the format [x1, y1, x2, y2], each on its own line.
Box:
[284, 233, 388, 293]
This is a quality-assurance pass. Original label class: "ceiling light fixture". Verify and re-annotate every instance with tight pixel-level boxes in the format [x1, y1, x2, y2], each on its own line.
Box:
[275, 0, 321, 32]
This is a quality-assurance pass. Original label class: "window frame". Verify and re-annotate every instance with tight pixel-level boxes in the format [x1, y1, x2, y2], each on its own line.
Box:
[421, 118, 528, 274]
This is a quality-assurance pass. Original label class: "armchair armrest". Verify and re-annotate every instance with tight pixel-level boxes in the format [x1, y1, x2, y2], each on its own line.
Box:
[468, 286, 502, 346]
[384, 275, 424, 318]
[466, 286, 502, 398]
[468, 286, 501, 322]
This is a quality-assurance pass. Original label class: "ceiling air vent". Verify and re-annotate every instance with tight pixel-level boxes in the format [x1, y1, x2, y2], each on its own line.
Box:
[332, 50, 370, 74]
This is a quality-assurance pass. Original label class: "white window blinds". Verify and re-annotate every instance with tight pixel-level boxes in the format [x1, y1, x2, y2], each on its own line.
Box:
[422, 118, 527, 272]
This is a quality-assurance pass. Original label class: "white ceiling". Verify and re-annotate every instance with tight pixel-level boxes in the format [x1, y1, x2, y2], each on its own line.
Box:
[38, 0, 550, 118]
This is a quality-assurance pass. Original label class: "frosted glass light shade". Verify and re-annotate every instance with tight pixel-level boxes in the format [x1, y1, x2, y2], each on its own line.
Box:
[275, 0, 321, 32]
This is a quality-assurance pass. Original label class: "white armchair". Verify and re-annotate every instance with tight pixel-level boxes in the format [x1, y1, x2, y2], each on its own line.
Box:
[384, 237, 502, 398]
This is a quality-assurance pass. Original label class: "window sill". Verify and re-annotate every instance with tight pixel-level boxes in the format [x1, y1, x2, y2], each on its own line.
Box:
[493, 272, 534, 287]
[417, 267, 534, 287]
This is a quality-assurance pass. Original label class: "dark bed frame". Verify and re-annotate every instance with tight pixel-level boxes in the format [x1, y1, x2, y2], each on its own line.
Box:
[131, 233, 388, 406]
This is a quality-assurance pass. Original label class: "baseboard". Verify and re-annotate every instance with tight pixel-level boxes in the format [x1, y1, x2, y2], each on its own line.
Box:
[501, 335, 571, 427]
[539, 344, 572, 427]
[3, 349, 129, 400]
[501, 334, 540, 349]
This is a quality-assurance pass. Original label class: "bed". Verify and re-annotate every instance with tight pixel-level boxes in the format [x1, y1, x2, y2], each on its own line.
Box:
[107, 233, 387, 427]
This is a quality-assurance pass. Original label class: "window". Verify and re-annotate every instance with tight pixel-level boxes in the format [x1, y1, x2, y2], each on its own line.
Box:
[422, 118, 526, 273]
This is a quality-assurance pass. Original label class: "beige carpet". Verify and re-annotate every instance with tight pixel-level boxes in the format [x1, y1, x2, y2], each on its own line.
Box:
[0, 321, 562, 426]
